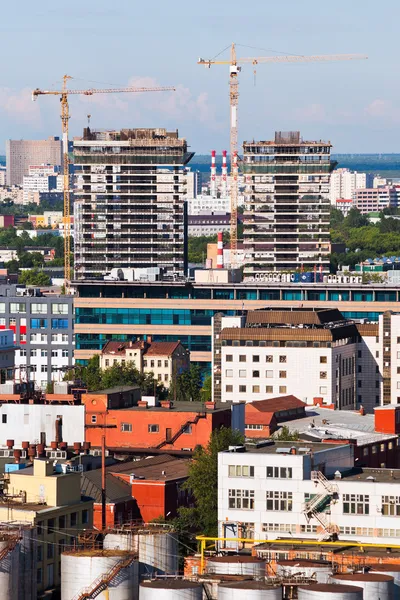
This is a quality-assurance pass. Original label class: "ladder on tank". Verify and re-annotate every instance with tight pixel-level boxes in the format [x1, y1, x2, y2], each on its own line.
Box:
[303, 471, 339, 541]
[70, 554, 137, 600]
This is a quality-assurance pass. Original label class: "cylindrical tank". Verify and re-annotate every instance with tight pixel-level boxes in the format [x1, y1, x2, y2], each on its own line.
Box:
[139, 580, 202, 600]
[207, 556, 266, 577]
[331, 573, 394, 600]
[0, 537, 20, 600]
[19, 526, 37, 600]
[298, 584, 363, 600]
[104, 532, 138, 554]
[61, 550, 138, 600]
[218, 581, 282, 600]
[277, 560, 333, 583]
[138, 531, 178, 575]
[370, 563, 400, 589]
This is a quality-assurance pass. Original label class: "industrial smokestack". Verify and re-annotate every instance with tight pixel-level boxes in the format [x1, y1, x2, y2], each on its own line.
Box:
[217, 232, 224, 269]
[210, 150, 217, 197]
[221, 150, 228, 198]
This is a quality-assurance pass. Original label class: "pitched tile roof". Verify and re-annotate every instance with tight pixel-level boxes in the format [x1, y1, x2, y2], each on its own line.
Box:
[144, 341, 182, 357]
[81, 470, 133, 503]
[249, 396, 306, 413]
[102, 340, 144, 355]
[245, 309, 344, 326]
[108, 454, 189, 482]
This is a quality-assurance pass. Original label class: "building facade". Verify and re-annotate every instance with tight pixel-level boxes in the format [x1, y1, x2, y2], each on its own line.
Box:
[73, 127, 193, 279]
[6, 137, 62, 186]
[355, 186, 400, 214]
[0, 285, 74, 389]
[218, 441, 400, 547]
[242, 131, 333, 275]
[330, 169, 367, 205]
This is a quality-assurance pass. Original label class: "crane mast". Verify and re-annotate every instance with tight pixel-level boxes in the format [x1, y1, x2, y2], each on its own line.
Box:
[32, 78, 175, 292]
[198, 44, 367, 268]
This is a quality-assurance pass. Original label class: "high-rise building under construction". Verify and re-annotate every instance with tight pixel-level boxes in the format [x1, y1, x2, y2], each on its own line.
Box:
[73, 128, 193, 280]
[242, 131, 333, 276]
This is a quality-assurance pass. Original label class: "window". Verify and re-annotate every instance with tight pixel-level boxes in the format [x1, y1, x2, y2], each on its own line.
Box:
[239, 370, 246, 378]
[51, 318, 69, 329]
[252, 370, 260, 378]
[226, 385, 233, 392]
[91, 415, 97, 424]
[358, 350, 362, 358]
[252, 385, 260, 393]
[31, 350, 37, 357]
[37, 569, 42, 585]
[225, 369, 233, 377]
[164, 374, 169, 382]
[143, 360, 147, 367]
[59, 515, 66, 528]
[279, 386, 287, 394]
[228, 465, 255, 478]
[266, 491, 292, 511]
[266, 355, 273, 362]
[121, 423, 132, 432]
[320, 372, 327, 379]
[47, 544, 54, 559]
[62, 349, 69, 358]
[343, 494, 369, 515]
[239, 385, 246, 393]
[267, 466, 293, 479]
[239, 355, 246, 362]
[319, 386, 327, 394]
[266, 370, 273, 378]
[1, 415, 6, 424]
[41, 365, 47, 373]
[372, 445, 377, 454]
[31, 318, 47, 329]
[41, 349, 47, 357]
[228, 489, 255, 509]
[253, 355, 260, 363]
[82, 509, 89, 524]
[157, 360, 162, 367]
[164, 360, 168, 368]
[10, 302, 26, 313]
[157, 374, 162, 381]
[226, 355, 233, 362]
[266, 386, 273, 393]
[320, 356, 327, 363]
[52, 303, 68, 315]
[37, 522, 43, 535]
[9, 317, 16, 326]
[37, 545, 43, 562]
[70, 512, 78, 526]
[279, 356, 287, 363]
[382, 496, 400, 516]
[31, 303, 47, 314]
[148, 424, 159, 433]
[279, 371, 286, 378]
[20, 349, 26, 357]
[263, 523, 297, 533]
[246, 424, 263, 430]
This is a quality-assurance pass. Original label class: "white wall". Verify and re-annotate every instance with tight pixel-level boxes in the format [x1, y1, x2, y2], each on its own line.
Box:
[0, 405, 85, 446]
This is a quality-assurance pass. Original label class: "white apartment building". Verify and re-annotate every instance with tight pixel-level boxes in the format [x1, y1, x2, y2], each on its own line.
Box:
[0, 329, 16, 382]
[22, 174, 58, 203]
[379, 311, 400, 405]
[215, 311, 357, 409]
[335, 198, 353, 217]
[0, 166, 6, 186]
[187, 194, 244, 216]
[218, 440, 400, 546]
[330, 169, 367, 204]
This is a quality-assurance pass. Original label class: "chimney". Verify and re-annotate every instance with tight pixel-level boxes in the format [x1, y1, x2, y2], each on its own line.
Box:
[221, 150, 228, 197]
[13, 449, 21, 464]
[205, 401, 216, 410]
[160, 400, 172, 409]
[138, 400, 148, 408]
[147, 335, 152, 344]
[210, 150, 217, 197]
[217, 232, 224, 269]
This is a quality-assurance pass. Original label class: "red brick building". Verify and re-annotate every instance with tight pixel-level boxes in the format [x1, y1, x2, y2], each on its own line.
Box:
[245, 396, 306, 438]
[84, 397, 238, 452]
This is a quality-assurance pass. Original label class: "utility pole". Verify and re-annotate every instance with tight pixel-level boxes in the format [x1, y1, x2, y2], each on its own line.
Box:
[101, 434, 106, 531]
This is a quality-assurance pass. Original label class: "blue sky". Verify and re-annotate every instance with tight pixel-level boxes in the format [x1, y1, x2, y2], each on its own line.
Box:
[0, 0, 398, 153]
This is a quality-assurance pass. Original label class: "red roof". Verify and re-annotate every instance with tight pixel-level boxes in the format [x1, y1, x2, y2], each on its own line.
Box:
[102, 340, 145, 355]
[144, 341, 182, 357]
[250, 395, 306, 413]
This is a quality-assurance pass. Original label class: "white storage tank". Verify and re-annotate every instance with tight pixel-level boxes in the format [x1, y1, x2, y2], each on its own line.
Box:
[19, 527, 37, 600]
[277, 559, 333, 583]
[298, 583, 363, 600]
[207, 556, 266, 577]
[138, 531, 178, 575]
[218, 581, 282, 600]
[61, 550, 138, 600]
[0, 537, 20, 600]
[370, 563, 400, 590]
[103, 532, 138, 553]
[331, 572, 394, 600]
[139, 580, 202, 600]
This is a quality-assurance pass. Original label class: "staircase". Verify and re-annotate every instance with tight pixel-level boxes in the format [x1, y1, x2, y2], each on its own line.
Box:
[156, 413, 206, 449]
[303, 471, 339, 540]
[71, 555, 136, 600]
[0, 534, 20, 561]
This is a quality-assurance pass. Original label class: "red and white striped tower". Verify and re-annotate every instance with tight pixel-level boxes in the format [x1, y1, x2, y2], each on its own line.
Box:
[221, 150, 228, 197]
[217, 231, 224, 268]
[210, 150, 217, 197]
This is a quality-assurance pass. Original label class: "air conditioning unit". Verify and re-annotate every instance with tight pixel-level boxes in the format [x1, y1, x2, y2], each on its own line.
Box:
[0, 450, 12, 458]
[90, 450, 102, 457]
[46, 450, 67, 460]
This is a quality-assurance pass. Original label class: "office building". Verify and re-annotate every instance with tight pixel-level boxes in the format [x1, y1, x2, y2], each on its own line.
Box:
[188, 213, 231, 237]
[73, 127, 193, 279]
[6, 137, 62, 186]
[0, 165, 6, 186]
[335, 198, 354, 216]
[330, 168, 367, 204]
[355, 186, 400, 214]
[0, 329, 16, 383]
[242, 131, 332, 275]
[0, 285, 74, 390]
[218, 440, 400, 546]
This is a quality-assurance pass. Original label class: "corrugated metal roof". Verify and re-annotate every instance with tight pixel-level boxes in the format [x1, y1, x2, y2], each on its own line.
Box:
[81, 470, 133, 503]
[245, 309, 344, 326]
[108, 454, 190, 482]
[250, 395, 306, 413]
[145, 341, 182, 356]
[220, 327, 355, 342]
[356, 323, 379, 336]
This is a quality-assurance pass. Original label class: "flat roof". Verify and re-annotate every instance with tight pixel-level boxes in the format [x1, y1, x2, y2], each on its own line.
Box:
[278, 407, 396, 445]
[337, 467, 400, 483]
[228, 440, 348, 455]
[119, 401, 232, 414]
[89, 386, 140, 395]
[108, 454, 189, 482]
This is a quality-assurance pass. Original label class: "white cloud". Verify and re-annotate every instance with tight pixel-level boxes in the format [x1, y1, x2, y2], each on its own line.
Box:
[0, 87, 42, 126]
[294, 103, 326, 122]
[364, 99, 389, 118]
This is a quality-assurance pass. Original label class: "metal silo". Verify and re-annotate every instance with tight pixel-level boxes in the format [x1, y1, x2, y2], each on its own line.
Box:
[218, 581, 282, 600]
[331, 572, 394, 600]
[139, 580, 202, 600]
[103, 532, 138, 553]
[370, 563, 400, 591]
[138, 531, 178, 575]
[0, 537, 20, 600]
[277, 559, 333, 583]
[298, 583, 363, 600]
[61, 550, 138, 600]
[206, 556, 266, 577]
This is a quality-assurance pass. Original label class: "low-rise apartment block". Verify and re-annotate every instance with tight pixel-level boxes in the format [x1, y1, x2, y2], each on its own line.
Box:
[218, 440, 400, 546]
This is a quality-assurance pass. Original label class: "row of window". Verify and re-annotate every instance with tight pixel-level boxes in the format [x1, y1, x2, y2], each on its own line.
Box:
[30, 319, 69, 329]
[225, 369, 290, 379]
[19, 349, 69, 358]
[104, 358, 169, 369]
[118, 423, 193, 434]
[37, 510, 89, 535]
[30, 333, 69, 343]
[0, 303, 69, 315]
[225, 384, 289, 394]
[226, 354, 328, 364]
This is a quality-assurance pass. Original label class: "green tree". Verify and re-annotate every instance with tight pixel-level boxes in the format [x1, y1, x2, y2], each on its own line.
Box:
[181, 427, 244, 536]
[330, 207, 344, 228]
[170, 364, 203, 402]
[272, 425, 299, 441]
[344, 208, 369, 229]
[18, 269, 51, 286]
[200, 375, 212, 402]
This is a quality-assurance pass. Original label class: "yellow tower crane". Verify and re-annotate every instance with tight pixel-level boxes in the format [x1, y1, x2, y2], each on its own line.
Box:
[32, 76, 175, 292]
[198, 44, 367, 267]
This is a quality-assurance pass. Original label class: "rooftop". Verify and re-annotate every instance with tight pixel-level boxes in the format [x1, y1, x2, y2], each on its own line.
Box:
[118, 400, 232, 414]
[220, 326, 357, 342]
[81, 470, 133, 504]
[108, 454, 189, 482]
[278, 406, 396, 445]
[226, 440, 348, 455]
[248, 396, 306, 414]
[336, 467, 400, 483]
[89, 386, 140, 396]
[245, 309, 344, 327]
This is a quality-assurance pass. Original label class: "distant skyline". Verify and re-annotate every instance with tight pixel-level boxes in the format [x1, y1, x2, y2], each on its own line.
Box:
[0, 0, 399, 154]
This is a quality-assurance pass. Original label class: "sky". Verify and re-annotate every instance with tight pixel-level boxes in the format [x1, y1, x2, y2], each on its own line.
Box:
[0, 0, 399, 154]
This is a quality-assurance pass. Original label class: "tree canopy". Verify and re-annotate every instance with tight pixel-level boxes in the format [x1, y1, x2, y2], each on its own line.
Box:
[18, 269, 51, 286]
